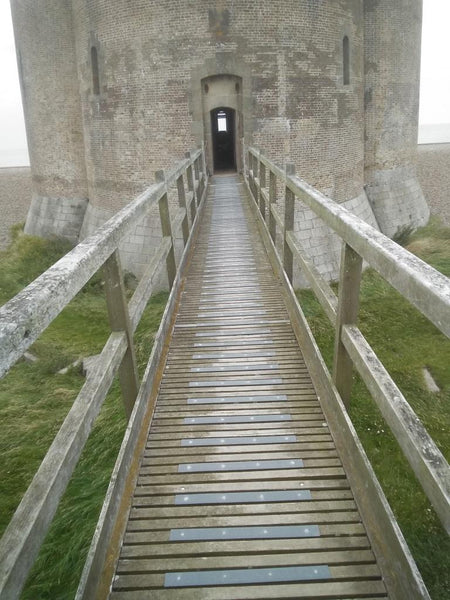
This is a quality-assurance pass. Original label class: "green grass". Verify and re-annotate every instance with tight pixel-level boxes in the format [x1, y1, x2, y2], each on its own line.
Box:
[0, 227, 168, 599]
[1, 221, 449, 598]
[296, 217, 450, 599]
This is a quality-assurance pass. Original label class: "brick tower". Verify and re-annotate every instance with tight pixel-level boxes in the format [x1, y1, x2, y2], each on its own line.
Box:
[10, 0, 429, 280]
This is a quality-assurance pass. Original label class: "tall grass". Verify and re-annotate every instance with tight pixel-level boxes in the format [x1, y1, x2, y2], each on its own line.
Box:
[1, 220, 449, 598]
[0, 227, 168, 599]
[296, 217, 450, 599]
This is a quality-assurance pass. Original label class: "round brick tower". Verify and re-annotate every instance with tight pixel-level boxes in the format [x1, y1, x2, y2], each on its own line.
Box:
[11, 0, 428, 281]
[364, 0, 429, 237]
[10, 0, 88, 243]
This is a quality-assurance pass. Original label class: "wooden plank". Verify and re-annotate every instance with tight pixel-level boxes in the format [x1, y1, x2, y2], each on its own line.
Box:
[76, 150, 209, 600]
[127, 511, 360, 531]
[268, 169, 277, 243]
[119, 536, 371, 559]
[116, 549, 375, 573]
[332, 243, 362, 407]
[342, 324, 450, 533]
[129, 500, 357, 520]
[176, 174, 189, 245]
[142, 451, 338, 465]
[114, 564, 381, 590]
[156, 171, 176, 288]
[251, 146, 450, 337]
[245, 156, 431, 599]
[185, 152, 197, 222]
[136, 468, 345, 486]
[132, 479, 349, 496]
[111, 591, 386, 600]
[106, 173, 394, 600]
[0, 332, 127, 599]
[103, 250, 140, 418]
[140, 458, 341, 473]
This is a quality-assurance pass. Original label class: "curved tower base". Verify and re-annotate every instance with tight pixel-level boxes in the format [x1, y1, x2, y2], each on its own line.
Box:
[365, 167, 430, 238]
[24, 195, 88, 244]
[292, 190, 379, 288]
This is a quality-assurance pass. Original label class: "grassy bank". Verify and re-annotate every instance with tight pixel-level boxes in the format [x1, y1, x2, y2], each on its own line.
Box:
[296, 218, 450, 599]
[0, 220, 449, 598]
[0, 227, 168, 599]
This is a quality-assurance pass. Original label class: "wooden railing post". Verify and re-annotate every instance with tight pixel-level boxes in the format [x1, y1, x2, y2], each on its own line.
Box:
[103, 250, 139, 419]
[176, 174, 189, 245]
[283, 164, 296, 283]
[198, 142, 206, 198]
[333, 242, 363, 406]
[259, 159, 266, 220]
[254, 148, 260, 208]
[249, 150, 256, 199]
[185, 152, 197, 223]
[155, 169, 177, 288]
[193, 153, 200, 203]
[268, 169, 277, 243]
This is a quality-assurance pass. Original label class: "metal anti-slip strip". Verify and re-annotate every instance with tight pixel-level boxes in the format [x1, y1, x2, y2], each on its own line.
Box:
[192, 351, 275, 359]
[193, 340, 274, 347]
[164, 565, 331, 587]
[195, 329, 271, 337]
[174, 489, 312, 504]
[187, 394, 287, 403]
[178, 459, 303, 472]
[169, 525, 320, 541]
[183, 414, 291, 424]
[188, 378, 283, 387]
[190, 364, 279, 373]
[181, 435, 297, 446]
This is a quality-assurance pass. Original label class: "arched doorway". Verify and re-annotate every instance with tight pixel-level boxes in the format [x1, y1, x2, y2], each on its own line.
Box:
[211, 108, 236, 171]
[201, 74, 243, 174]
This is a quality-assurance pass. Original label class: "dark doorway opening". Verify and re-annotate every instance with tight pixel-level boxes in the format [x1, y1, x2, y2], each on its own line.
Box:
[211, 108, 236, 171]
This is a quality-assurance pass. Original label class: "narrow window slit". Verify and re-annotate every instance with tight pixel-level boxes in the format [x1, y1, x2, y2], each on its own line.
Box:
[343, 36, 350, 85]
[91, 46, 100, 95]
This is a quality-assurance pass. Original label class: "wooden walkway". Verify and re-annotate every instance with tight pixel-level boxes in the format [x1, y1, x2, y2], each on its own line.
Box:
[109, 175, 388, 599]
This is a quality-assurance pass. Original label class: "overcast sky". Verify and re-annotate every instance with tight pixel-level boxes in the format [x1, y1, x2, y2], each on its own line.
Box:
[0, 0, 449, 160]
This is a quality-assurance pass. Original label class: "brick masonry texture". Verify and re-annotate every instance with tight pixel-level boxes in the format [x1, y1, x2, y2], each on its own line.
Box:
[10, 0, 429, 281]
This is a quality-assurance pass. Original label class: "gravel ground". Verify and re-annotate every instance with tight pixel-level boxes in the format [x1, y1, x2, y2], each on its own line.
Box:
[0, 167, 32, 249]
[0, 145, 448, 250]
[417, 143, 450, 226]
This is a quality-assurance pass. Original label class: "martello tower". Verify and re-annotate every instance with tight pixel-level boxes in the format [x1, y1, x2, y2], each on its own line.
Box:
[11, 0, 429, 280]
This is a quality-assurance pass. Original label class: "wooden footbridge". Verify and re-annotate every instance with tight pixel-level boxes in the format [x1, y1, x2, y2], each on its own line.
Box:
[0, 147, 449, 599]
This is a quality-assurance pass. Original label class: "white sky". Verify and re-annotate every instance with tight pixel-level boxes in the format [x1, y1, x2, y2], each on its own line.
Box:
[0, 0, 449, 159]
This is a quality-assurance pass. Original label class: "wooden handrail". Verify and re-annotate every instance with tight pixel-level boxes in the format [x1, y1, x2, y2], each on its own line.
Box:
[0, 146, 208, 599]
[244, 144, 450, 535]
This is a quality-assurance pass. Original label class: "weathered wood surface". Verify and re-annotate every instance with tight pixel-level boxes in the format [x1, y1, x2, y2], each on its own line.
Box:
[0, 149, 203, 378]
[104, 250, 140, 418]
[332, 243, 363, 406]
[109, 175, 388, 599]
[249, 146, 450, 338]
[248, 145, 449, 535]
[0, 332, 128, 599]
[76, 170, 209, 600]
[0, 148, 206, 600]
[342, 324, 450, 533]
[244, 165, 431, 599]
